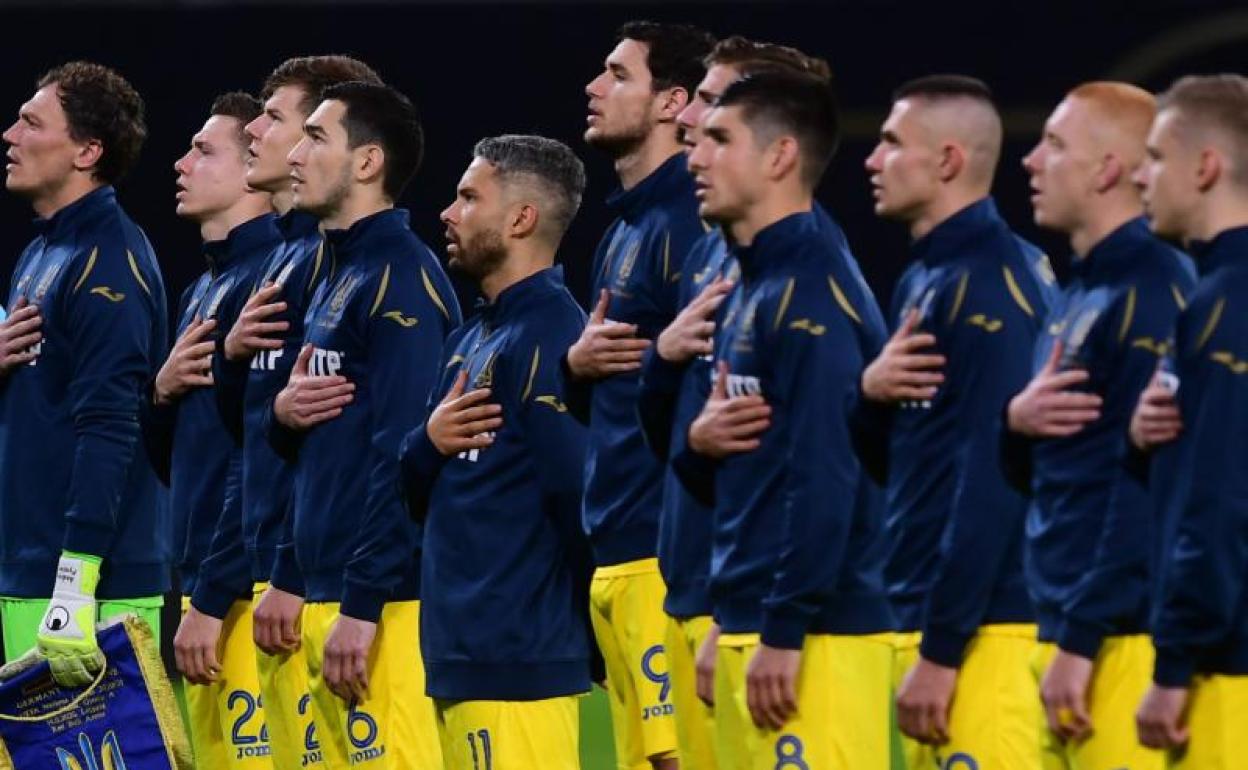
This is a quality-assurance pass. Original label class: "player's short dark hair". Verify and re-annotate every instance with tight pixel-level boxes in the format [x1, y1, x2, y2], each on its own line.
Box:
[705, 36, 832, 83]
[617, 21, 716, 97]
[717, 72, 840, 189]
[1158, 74, 1248, 188]
[36, 61, 146, 185]
[321, 81, 423, 202]
[209, 91, 263, 152]
[893, 74, 995, 105]
[260, 55, 383, 116]
[473, 134, 587, 241]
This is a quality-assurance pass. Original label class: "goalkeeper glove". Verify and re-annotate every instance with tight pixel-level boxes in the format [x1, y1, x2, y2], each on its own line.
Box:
[37, 551, 105, 687]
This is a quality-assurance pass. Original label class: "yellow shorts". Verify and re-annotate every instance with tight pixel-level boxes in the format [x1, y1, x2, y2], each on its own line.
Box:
[715, 631, 894, 770]
[589, 558, 678, 768]
[664, 614, 717, 770]
[302, 600, 440, 769]
[435, 696, 579, 770]
[1032, 636, 1163, 770]
[893, 624, 1042, 770]
[253, 582, 335, 769]
[1171, 673, 1248, 770]
[180, 595, 273, 769]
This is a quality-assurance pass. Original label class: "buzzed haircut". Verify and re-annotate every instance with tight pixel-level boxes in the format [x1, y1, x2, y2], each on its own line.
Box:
[260, 55, 383, 116]
[892, 73, 1003, 185]
[37, 61, 146, 184]
[716, 71, 840, 189]
[472, 134, 587, 242]
[321, 81, 423, 202]
[1158, 74, 1248, 188]
[705, 36, 832, 83]
[617, 21, 716, 97]
[893, 74, 995, 104]
[210, 91, 263, 153]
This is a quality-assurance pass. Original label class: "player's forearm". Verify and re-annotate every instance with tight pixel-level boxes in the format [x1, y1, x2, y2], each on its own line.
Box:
[63, 414, 142, 555]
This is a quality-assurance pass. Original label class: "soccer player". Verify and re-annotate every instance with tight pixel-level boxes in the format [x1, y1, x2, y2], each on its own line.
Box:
[1129, 74, 1248, 769]
[857, 75, 1056, 768]
[564, 21, 714, 770]
[143, 91, 279, 767]
[400, 134, 592, 770]
[0, 62, 168, 686]
[267, 81, 460, 768]
[637, 36, 882, 770]
[203, 55, 383, 770]
[1001, 82, 1196, 769]
[679, 70, 894, 769]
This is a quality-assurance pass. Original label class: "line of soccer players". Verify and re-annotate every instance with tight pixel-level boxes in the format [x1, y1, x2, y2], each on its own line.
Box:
[0, 20, 1244, 770]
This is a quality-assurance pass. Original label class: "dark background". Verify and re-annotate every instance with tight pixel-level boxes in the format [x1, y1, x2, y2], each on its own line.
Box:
[2, 0, 1246, 317]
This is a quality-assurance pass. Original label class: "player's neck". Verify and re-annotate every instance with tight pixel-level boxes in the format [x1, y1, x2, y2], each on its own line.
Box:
[907, 189, 987, 241]
[320, 187, 390, 232]
[614, 129, 682, 191]
[199, 193, 273, 243]
[1069, 194, 1141, 258]
[1188, 193, 1248, 244]
[31, 175, 104, 219]
[728, 189, 812, 247]
[270, 186, 295, 217]
[480, 248, 555, 303]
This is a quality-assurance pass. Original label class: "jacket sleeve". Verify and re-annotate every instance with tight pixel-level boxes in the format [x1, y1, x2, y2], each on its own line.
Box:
[139, 283, 197, 487]
[636, 348, 689, 462]
[1056, 285, 1185, 658]
[340, 264, 460, 623]
[1151, 304, 1248, 686]
[759, 276, 865, 649]
[398, 336, 459, 523]
[268, 503, 303, 596]
[62, 243, 164, 557]
[919, 272, 1039, 665]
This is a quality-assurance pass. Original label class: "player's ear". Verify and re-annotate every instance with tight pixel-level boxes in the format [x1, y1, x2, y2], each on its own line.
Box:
[1195, 146, 1223, 192]
[509, 202, 540, 240]
[356, 143, 385, 187]
[72, 138, 104, 175]
[938, 142, 965, 183]
[767, 136, 801, 183]
[655, 86, 689, 122]
[1094, 153, 1125, 193]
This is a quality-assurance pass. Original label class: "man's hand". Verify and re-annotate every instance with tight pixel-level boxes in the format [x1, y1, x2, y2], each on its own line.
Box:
[323, 614, 377, 703]
[862, 309, 945, 403]
[1136, 683, 1191, 749]
[225, 283, 288, 362]
[0, 298, 43, 375]
[253, 585, 303, 656]
[274, 344, 354, 430]
[174, 606, 224, 685]
[1130, 366, 1182, 451]
[566, 289, 651, 379]
[427, 369, 501, 456]
[745, 643, 801, 730]
[896, 656, 958, 745]
[1041, 649, 1095, 742]
[1008, 341, 1102, 438]
[688, 361, 770, 458]
[694, 622, 721, 707]
[153, 318, 217, 406]
[657, 279, 732, 364]
[37, 552, 105, 687]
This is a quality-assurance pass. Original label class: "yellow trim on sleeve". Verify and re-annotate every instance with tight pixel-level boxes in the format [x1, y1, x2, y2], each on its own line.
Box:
[369, 264, 392, 317]
[827, 276, 863, 325]
[72, 247, 99, 292]
[772, 278, 795, 331]
[1195, 297, 1225, 352]
[1002, 266, 1034, 318]
[422, 267, 451, 321]
[1117, 286, 1137, 344]
[947, 272, 970, 324]
[127, 250, 152, 297]
[522, 346, 542, 401]
[1171, 283, 1187, 311]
